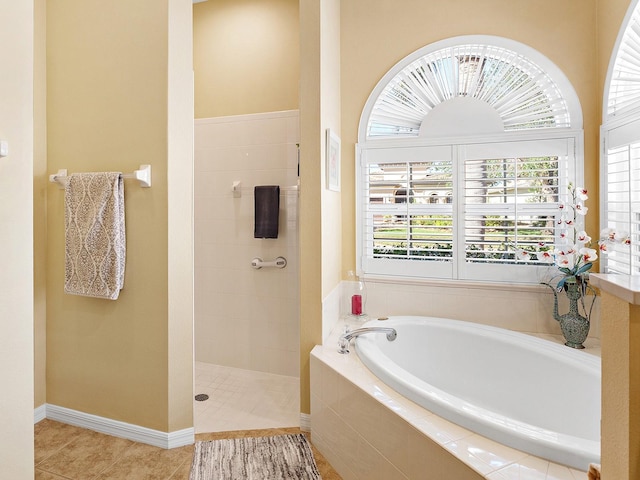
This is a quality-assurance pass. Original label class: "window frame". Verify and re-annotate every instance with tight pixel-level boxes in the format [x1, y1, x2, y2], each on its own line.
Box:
[356, 35, 585, 286]
[357, 129, 584, 285]
[358, 35, 583, 144]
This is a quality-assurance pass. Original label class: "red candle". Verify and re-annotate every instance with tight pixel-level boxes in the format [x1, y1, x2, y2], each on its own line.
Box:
[351, 294, 362, 315]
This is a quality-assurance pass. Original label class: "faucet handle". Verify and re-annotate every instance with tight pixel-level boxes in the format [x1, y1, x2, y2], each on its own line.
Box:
[338, 336, 350, 354]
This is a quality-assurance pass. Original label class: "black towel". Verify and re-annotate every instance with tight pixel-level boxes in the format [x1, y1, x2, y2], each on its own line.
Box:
[254, 185, 280, 239]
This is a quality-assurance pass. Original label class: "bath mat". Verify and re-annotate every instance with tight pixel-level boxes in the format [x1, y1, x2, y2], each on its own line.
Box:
[189, 434, 322, 480]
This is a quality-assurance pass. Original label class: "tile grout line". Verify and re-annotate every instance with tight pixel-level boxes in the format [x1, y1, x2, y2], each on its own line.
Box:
[35, 467, 75, 479]
[91, 440, 136, 479]
[167, 457, 194, 480]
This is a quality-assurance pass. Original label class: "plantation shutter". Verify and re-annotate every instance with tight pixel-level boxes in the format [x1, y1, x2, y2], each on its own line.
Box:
[603, 118, 640, 274]
[366, 44, 571, 139]
[601, 1, 640, 274]
[607, 6, 640, 116]
[359, 146, 455, 279]
[359, 139, 574, 283]
[459, 139, 571, 282]
[463, 156, 558, 256]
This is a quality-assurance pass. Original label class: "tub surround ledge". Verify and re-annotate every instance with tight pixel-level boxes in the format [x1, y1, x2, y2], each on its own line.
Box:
[589, 274, 640, 480]
[590, 273, 640, 305]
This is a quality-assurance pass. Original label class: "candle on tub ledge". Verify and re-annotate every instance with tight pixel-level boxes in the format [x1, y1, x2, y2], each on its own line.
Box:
[351, 294, 363, 316]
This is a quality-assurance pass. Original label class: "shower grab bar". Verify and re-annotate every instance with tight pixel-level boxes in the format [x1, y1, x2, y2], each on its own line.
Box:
[49, 164, 152, 188]
[251, 256, 287, 269]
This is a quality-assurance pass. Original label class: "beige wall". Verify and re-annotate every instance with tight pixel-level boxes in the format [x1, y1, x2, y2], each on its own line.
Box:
[299, 0, 343, 414]
[320, 0, 342, 298]
[0, 0, 35, 476]
[34, 0, 48, 411]
[299, 0, 324, 415]
[167, 0, 195, 433]
[45, 0, 193, 433]
[193, 0, 299, 118]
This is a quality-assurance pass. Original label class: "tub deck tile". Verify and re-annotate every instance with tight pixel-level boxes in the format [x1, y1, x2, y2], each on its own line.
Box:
[445, 433, 530, 474]
[485, 454, 587, 479]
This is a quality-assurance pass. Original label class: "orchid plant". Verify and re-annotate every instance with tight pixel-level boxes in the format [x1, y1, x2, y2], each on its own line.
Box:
[517, 183, 630, 292]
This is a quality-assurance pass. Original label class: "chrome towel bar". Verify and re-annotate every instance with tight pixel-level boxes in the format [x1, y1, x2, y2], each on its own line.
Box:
[49, 164, 152, 188]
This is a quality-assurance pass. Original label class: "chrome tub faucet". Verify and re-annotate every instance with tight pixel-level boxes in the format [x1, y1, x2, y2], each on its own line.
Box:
[338, 327, 397, 354]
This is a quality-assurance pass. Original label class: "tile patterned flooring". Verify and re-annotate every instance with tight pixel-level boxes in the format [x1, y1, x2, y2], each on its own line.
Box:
[193, 362, 300, 433]
[35, 362, 341, 479]
[35, 420, 341, 479]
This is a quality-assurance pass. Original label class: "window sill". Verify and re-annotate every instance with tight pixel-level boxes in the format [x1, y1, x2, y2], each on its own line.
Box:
[361, 273, 548, 293]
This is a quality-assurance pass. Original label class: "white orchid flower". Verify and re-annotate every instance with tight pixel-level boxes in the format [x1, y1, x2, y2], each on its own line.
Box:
[574, 203, 588, 215]
[599, 228, 631, 248]
[580, 247, 598, 263]
[576, 187, 588, 201]
[614, 231, 630, 244]
[598, 240, 610, 253]
[539, 251, 554, 263]
[600, 227, 617, 241]
[557, 253, 576, 269]
[576, 230, 591, 244]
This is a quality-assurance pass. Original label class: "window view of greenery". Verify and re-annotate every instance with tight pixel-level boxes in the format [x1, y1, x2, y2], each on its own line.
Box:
[464, 156, 559, 264]
[368, 156, 559, 264]
[369, 161, 454, 260]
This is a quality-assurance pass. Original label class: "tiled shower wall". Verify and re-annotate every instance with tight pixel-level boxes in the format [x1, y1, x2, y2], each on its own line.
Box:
[194, 110, 300, 377]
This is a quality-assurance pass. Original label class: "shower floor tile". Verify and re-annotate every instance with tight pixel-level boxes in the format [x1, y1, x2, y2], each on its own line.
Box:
[194, 361, 300, 434]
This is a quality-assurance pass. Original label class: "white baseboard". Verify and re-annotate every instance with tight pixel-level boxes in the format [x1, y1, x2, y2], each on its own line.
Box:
[34, 404, 47, 424]
[299, 413, 311, 432]
[41, 404, 194, 449]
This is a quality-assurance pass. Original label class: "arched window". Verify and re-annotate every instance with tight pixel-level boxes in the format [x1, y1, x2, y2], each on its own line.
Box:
[356, 36, 583, 284]
[601, 0, 640, 275]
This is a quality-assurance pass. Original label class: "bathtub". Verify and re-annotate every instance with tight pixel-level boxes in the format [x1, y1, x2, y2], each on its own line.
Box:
[353, 316, 601, 470]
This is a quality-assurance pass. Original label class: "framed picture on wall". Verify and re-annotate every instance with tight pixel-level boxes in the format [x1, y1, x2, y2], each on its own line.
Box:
[326, 128, 341, 192]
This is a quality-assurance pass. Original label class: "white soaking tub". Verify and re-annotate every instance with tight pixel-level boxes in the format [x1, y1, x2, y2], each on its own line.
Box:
[354, 316, 601, 470]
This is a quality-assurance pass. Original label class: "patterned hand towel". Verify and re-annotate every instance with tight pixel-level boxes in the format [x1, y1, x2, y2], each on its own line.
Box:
[64, 172, 125, 300]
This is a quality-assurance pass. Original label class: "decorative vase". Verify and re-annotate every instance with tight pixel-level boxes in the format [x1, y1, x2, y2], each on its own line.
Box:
[545, 280, 591, 349]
